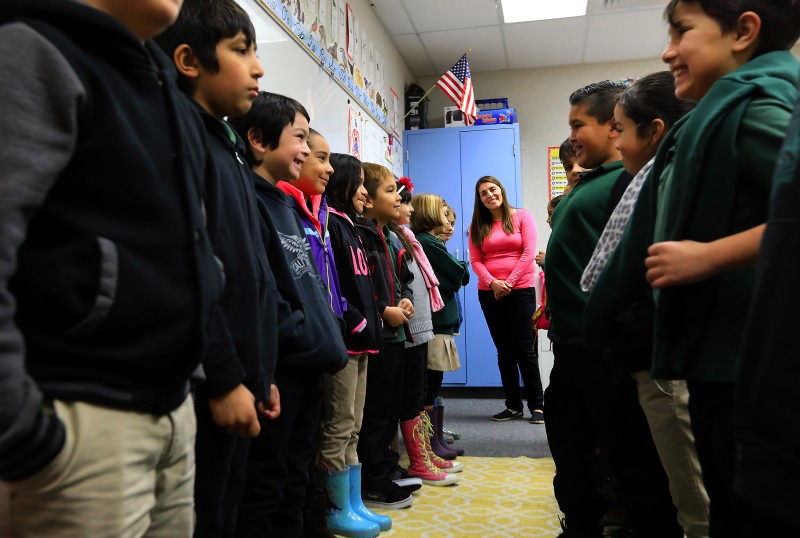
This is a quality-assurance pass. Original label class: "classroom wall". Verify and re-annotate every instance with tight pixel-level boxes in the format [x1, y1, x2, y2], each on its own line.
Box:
[417, 43, 800, 251]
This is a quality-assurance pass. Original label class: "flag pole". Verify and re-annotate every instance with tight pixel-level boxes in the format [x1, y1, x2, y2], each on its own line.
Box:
[396, 48, 473, 128]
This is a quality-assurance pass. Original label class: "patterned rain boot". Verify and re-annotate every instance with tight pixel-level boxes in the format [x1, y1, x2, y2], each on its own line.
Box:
[347, 463, 392, 532]
[436, 397, 465, 456]
[324, 467, 381, 537]
[416, 412, 463, 473]
[399, 416, 458, 486]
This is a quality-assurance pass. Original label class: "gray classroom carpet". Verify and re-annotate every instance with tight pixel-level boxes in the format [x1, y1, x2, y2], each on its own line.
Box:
[434, 388, 552, 459]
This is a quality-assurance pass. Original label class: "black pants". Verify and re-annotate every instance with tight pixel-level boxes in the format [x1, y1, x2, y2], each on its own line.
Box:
[194, 401, 250, 538]
[357, 341, 404, 491]
[687, 381, 738, 538]
[400, 344, 428, 421]
[236, 369, 323, 538]
[545, 343, 681, 536]
[479, 287, 544, 412]
[424, 369, 444, 408]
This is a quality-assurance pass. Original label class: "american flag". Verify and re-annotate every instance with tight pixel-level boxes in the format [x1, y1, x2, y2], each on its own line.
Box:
[436, 54, 477, 126]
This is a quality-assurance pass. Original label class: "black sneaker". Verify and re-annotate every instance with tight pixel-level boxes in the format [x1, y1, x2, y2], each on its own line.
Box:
[530, 410, 545, 424]
[492, 409, 524, 421]
[362, 482, 413, 510]
[390, 464, 422, 492]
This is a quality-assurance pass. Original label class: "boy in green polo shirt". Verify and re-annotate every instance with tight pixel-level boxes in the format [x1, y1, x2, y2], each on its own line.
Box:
[546, 81, 678, 538]
[585, 1, 800, 536]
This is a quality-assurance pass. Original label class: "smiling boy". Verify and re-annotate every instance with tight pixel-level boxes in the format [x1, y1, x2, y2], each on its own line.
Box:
[229, 91, 348, 537]
[545, 81, 680, 538]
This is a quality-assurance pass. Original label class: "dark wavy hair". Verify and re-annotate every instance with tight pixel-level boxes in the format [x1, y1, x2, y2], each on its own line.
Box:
[617, 71, 696, 138]
[665, 0, 800, 57]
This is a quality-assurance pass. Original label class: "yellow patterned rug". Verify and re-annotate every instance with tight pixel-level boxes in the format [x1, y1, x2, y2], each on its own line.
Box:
[371, 456, 564, 537]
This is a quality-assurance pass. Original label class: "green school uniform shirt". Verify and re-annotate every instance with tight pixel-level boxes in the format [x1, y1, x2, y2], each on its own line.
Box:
[546, 161, 624, 345]
[585, 50, 800, 382]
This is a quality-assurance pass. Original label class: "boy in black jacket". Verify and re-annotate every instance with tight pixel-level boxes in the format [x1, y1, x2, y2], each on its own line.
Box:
[0, 0, 234, 535]
[156, 2, 280, 535]
[229, 91, 348, 537]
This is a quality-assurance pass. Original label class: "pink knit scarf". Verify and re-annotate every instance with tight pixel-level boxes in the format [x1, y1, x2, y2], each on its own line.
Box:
[400, 227, 445, 312]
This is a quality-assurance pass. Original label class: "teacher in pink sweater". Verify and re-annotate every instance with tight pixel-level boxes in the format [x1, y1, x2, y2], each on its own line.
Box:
[468, 176, 544, 424]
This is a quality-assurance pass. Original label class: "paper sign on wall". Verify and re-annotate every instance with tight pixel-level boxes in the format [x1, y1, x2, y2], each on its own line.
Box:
[548, 146, 568, 199]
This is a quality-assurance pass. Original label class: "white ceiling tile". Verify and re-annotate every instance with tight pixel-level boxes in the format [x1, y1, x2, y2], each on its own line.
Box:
[420, 26, 507, 73]
[391, 33, 437, 77]
[583, 9, 667, 63]
[504, 17, 587, 69]
[586, 0, 667, 15]
[369, 0, 415, 35]
[403, 0, 500, 33]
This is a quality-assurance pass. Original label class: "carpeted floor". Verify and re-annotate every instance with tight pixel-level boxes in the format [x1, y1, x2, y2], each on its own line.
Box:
[372, 456, 563, 537]
[434, 391, 552, 458]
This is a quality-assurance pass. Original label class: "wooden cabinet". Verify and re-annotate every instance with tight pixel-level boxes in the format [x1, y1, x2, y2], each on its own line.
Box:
[403, 124, 522, 387]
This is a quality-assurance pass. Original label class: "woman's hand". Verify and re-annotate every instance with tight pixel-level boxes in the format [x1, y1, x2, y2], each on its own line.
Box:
[535, 250, 546, 268]
[490, 279, 511, 300]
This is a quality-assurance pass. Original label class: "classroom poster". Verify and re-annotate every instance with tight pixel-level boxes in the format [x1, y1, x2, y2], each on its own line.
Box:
[348, 105, 362, 159]
[337, 1, 346, 66]
[316, 0, 327, 44]
[548, 146, 568, 199]
[390, 87, 399, 135]
[345, 3, 355, 62]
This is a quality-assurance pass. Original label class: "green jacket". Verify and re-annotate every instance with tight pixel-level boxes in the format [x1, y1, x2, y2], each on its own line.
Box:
[585, 51, 800, 381]
[546, 161, 624, 345]
[417, 232, 470, 334]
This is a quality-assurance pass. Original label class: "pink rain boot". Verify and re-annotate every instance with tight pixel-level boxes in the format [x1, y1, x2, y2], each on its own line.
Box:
[415, 412, 463, 473]
[399, 417, 458, 486]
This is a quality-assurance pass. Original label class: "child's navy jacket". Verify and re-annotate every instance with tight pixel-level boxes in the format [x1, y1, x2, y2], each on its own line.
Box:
[197, 109, 278, 403]
[253, 175, 347, 373]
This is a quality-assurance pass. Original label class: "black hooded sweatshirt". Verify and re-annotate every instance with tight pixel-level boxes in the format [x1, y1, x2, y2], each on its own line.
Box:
[0, 0, 234, 481]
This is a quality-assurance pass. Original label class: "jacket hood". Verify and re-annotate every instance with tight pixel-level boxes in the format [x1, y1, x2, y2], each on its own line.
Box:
[2, 0, 158, 68]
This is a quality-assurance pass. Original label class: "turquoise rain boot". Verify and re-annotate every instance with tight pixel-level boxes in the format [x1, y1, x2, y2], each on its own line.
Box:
[325, 467, 381, 537]
[347, 463, 392, 532]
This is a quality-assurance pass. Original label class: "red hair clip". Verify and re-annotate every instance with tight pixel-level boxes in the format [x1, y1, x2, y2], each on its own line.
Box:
[397, 176, 414, 194]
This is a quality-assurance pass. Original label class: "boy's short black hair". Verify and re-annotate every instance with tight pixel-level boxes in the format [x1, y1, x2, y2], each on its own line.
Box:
[228, 91, 310, 166]
[569, 81, 628, 124]
[665, 0, 800, 57]
[327, 153, 363, 215]
[155, 0, 257, 93]
[559, 138, 575, 161]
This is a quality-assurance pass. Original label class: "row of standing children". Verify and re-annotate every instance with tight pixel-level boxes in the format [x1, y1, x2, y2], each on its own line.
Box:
[0, 0, 470, 537]
[543, 1, 800, 537]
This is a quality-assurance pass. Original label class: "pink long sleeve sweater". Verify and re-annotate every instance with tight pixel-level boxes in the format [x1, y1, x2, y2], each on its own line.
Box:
[469, 208, 537, 291]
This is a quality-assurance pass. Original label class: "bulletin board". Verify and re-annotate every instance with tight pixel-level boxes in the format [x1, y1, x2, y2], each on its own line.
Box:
[240, 0, 400, 173]
[547, 146, 568, 199]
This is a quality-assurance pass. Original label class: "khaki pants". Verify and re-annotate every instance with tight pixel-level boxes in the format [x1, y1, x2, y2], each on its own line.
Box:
[633, 371, 710, 538]
[319, 353, 368, 470]
[4, 395, 196, 538]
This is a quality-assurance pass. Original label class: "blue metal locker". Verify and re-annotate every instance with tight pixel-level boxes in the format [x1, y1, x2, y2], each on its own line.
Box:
[404, 124, 522, 387]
